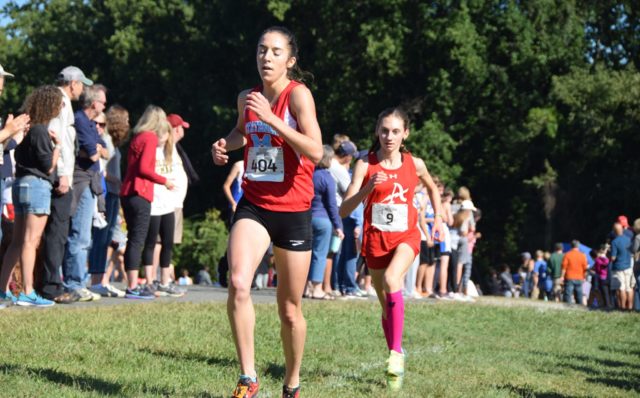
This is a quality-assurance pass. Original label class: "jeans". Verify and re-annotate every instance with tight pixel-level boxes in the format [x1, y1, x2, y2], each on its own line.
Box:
[308, 217, 333, 283]
[88, 192, 119, 275]
[63, 186, 94, 291]
[122, 195, 151, 272]
[38, 189, 72, 299]
[335, 217, 358, 293]
[564, 279, 584, 304]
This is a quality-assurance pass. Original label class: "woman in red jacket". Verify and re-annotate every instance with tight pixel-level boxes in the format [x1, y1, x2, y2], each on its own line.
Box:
[211, 26, 322, 398]
[120, 105, 174, 299]
[340, 107, 443, 391]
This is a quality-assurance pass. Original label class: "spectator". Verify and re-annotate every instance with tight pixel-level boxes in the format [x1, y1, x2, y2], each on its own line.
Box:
[88, 105, 129, 298]
[533, 250, 551, 301]
[610, 223, 635, 310]
[307, 145, 343, 299]
[415, 186, 436, 297]
[560, 240, 588, 305]
[587, 246, 611, 309]
[548, 243, 564, 302]
[0, 64, 30, 251]
[120, 105, 174, 299]
[0, 85, 63, 307]
[38, 65, 91, 304]
[177, 268, 193, 286]
[499, 264, 516, 297]
[519, 252, 535, 298]
[436, 187, 454, 300]
[62, 84, 108, 302]
[197, 266, 213, 286]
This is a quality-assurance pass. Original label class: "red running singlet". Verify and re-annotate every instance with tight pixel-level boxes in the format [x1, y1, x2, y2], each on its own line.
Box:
[362, 152, 421, 269]
[241, 80, 315, 212]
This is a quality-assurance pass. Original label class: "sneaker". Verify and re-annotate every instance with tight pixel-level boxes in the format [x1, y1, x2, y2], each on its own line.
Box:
[170, 282, 187, 294]
[1, 290, 17, 306]
[231, 376, 259, 398]
[125, 285, 155, 300]
[105, 284, 126, 298]
[75, 288, 101, 302]
[366, 287, 378, 297]
[16, 291, 55, 307]
[436, 292, 454, 301]
[155, 283, 185, 298]
[282, 385, 301, 398]
[90, 284, 125, 298]
[386, 350, 405, 391]
[343, 290, 367, 299]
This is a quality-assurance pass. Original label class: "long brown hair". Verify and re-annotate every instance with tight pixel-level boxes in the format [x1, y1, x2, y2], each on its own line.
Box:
[106, 105, 129, 146]
[260, 26, 313, 84]
[369, 107, 410, 153]
[20, 85, 63, 125]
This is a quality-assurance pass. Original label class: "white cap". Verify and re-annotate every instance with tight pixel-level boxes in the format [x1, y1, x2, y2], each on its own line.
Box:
[58, 66, 93, 86]
[0, 64, 14, 78]
[461, 199, 477, 211]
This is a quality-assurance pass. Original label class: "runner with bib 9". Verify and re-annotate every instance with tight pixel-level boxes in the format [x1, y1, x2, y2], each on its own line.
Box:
[339, 107, 444, 391]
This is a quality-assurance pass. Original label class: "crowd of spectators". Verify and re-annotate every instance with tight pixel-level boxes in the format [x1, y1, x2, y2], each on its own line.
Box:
[0, 63, 199, 309]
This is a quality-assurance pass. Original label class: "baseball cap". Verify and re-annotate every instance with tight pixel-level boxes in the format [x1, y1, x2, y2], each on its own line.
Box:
[335, 140, 357, 157]
[167, 114, 190, 129]
[58, 66, 93, 86]
[617, 215, 629, 228]
[461, 199, 477, 211]
[0, 64, 14, 78]
[521, 252, 531, 261]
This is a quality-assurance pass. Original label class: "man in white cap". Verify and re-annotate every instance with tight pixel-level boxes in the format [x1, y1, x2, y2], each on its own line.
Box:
[0, 63, 30, 309]
[37, 66, 93, 304]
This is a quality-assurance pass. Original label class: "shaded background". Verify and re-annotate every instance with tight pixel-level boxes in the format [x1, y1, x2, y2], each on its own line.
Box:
[1, 0, 638, 273]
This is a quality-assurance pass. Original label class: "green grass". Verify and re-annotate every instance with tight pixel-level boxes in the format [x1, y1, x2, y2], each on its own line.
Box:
[0, 299, 638, 397]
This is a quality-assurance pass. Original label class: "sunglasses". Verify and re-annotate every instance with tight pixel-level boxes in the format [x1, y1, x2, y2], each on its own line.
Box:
[97, 122, 106, 128]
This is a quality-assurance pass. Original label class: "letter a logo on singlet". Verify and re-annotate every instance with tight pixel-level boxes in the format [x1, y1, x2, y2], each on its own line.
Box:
[381, 183, 408, 204]
[251, 134, 272, 148]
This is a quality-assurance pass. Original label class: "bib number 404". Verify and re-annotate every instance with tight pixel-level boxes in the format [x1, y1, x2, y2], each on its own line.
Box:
[251, 158, 277, 173]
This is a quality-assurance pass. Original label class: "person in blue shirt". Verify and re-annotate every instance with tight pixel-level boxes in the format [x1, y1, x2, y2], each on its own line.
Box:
[610, 223, 635, 310]
[533, 250, 551, 301]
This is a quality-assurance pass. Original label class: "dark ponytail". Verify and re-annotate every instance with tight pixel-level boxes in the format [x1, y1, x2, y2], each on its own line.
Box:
[369, 107, 411, 153]
[260, 26, 314, 84]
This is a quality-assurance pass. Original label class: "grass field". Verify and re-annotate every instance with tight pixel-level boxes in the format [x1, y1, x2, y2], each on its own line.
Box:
[0, 299, 638, 397]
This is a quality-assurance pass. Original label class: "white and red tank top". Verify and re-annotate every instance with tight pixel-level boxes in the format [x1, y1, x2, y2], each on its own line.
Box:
[362, 151, 421, 257]
[241, 80, 315, 212]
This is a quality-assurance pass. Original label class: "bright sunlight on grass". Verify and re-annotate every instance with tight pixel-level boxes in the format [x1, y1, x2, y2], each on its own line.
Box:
[0, 299, 638, 397]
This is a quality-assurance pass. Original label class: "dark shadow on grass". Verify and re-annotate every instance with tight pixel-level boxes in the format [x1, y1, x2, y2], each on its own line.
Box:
[598, 345, 640, 358]
[139, 347, 236, 368]
[495, 383, 580, 398]
[530, 351, 640, 392]
[265, 362, 286, 379]
[0, 363, 124, 395]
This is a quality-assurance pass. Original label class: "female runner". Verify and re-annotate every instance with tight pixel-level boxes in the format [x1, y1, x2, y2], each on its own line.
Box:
[211, 26, 322, 398]
[340, 107, 443, 391]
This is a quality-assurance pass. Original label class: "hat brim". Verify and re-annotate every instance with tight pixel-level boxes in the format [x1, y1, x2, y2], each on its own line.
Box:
[81, 77, 94, 86]
[0, 71, 15, 78]
[181, 121, 190, 128]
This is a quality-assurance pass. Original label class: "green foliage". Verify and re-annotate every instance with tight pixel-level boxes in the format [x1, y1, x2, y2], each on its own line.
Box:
[1, 0, 639, 269]
[173, 209, 228, 277]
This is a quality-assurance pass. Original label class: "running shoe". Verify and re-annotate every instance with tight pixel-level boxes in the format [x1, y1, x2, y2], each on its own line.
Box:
[75, 288, 101, 302]
[282, 385, 300, 398]
[0, 290, 17, 305]
[125, 285, 155, 300]
[16, 291, 55, 307]
[89, 284, 125, 298]
[231, 376, 259, 398]
[343, 290, 367, 300]
[386, 350, 405, 391]
[155, 283, 185, 298]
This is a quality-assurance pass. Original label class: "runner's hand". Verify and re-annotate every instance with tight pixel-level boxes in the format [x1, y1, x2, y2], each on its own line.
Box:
[245, 92, 276, 125]
[211, 138, 228, 165]
[431, 216, 444, 242]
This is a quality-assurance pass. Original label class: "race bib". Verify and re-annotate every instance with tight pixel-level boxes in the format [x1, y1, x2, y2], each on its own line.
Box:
[246, 146, 284, 182]
[372, 203, 408, 232]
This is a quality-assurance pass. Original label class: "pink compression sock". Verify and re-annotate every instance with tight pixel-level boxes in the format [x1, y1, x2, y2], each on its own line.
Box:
[386, 290, 405, 353]
[381, 315, 391, 350]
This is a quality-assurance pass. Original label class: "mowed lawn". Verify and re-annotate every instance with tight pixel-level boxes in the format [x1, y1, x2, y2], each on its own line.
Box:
[0, 298, 638, 397]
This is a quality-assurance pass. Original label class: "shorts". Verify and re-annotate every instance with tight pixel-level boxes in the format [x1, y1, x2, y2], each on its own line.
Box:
[366, 242, 420, 270]
[12, 175, 52, 216]
[611, 268, 636, 291]
[233, 196, 312, 251]
[420, 240, 436, 265]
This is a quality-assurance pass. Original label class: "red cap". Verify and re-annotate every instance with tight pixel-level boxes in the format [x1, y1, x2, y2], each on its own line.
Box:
[167, 114, 190, 129]
[617, 215, 629, 228]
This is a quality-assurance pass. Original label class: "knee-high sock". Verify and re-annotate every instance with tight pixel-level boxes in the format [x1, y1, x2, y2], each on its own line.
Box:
[381, 315, 391, 350]
[386, 290, 404, 353]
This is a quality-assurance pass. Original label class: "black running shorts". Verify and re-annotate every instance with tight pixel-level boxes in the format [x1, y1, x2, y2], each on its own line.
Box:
[233, 196, 312, 251]
[420, 240, 436, 265]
